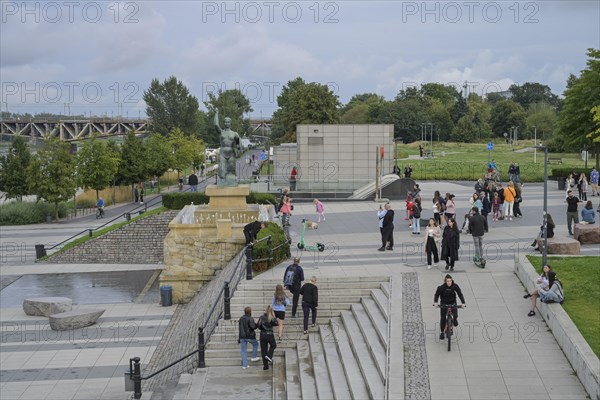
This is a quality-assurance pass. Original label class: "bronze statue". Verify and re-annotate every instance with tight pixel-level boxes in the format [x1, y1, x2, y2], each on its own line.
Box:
[214, 108, 241, 186]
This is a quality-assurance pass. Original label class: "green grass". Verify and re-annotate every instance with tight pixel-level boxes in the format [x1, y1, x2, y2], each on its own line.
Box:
[527, 256, 600, 358]
[45, 207, 167, 258]
[395, 140, 592, 182]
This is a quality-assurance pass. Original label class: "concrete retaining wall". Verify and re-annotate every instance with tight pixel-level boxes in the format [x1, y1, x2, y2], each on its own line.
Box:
[45, 211, 179, 264]
[514, 255, 600, 400]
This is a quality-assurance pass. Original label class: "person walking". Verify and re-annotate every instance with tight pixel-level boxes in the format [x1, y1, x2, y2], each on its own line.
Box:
[239, 307, 260, 369]
[566, 190, 581, 235]
[412, 198, 422, 235]
[377, 204, 388, 250]
[379, 203, 395, 250]
[424, 218, 442, 269]
[433, 191, 444, 226]
[492, 191, 501, 221]
[139, 183, 145, 204]
[300, 276, 318, 334]
[480, 191, 491, 232]
[134, 184, 139, 203]
[503, 182, 517, 221]
[271, 284, 290, 341]
[441, 218, 460, 271]
[433, 274, 466, 339]
[444, 194, 456, 224]
[590, 168, 599, 196]
[468, 207, 486, 262]
[289, 166, 298, 191]
[313, 199, 325, 222]
[188, 172, 199, 192]
[513, 183, 523, 218]
[258, 305, 278, 370]
[283, 257, 304, 318]
[578, 173, 589, 201]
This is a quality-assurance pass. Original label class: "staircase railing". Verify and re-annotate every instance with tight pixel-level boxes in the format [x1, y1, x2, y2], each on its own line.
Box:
[126, 234, 287, 399]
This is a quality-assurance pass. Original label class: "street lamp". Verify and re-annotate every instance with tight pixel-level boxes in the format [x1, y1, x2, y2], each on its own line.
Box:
[428, 123, 433, 155]
[532, 126, 537, 163]
[535, 144, 549, 266]
[510, 126, 515, 151]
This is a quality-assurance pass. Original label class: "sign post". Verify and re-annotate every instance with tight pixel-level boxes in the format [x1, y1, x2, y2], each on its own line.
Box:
[487, 142, 494, 164]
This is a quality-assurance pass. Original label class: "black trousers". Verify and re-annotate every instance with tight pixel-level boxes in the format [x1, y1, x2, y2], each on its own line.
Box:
[302, 302, 317, 331]
[381, 225, 394, 248]
[426, 237, 439, 265]
[290, 288, 300, 317]
[444, 249, 457, 267]
[260, 332, 276, 368]
[439, 305, 458, 332]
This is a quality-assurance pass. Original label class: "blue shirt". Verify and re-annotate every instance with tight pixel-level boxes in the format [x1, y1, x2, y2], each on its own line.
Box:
[272, 295, 290, 312]
[97, 199, 105, 207]
[581, 208, 595, 223]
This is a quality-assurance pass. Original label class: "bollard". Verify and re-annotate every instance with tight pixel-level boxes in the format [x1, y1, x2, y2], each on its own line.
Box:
[245, 245, 253, 280]
[224, 282, 231, 320]
[267, 236, 273, 268]
[88, 229, 93, 237]
[198, 327, 206, 368]
[125, 212, 131, 221]
[35, 244, 46, 259]
[132, 357, 142, 399]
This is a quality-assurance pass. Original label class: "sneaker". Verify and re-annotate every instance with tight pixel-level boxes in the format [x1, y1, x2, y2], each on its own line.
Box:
[242, 366, 249, 369]
[386, 247, 393, 251]
[527, 311, 535, 317]
[265, 356, 272, 364]
[250, 357, 260, 362]
[453, 319, 459, 327]
[439, 332, 445, 340]
[263, 366, 269, 370]
[523, 294, 531, 299]
[377, 247, 385, 251]
[427, 265, 432, 270]
[450, 267, 454, 271]
[445, 265, 450, 270]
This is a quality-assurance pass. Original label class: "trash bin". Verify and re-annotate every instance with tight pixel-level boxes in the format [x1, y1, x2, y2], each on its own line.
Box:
[35, 244, 46, 259]
[558, 178, 566, 191]
[46, 214, 52, 223]
[160, 286, 172, 307]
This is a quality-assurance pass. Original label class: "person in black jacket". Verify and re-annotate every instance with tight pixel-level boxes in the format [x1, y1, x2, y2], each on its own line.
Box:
[380, 203, 395, 250]
[479, 192, 491, 233]
[433, 274, 466, 339]
[531, 213, 556, 250]
[238, 307, 260, 369]
[258, 305, 278, 370]
[243, 221, 267, 245]
[468, 207, 486, 261]
[300, 276, 319, 334]
[441, 218, 460, 271]
[284, 257, 304, 318]
[188, 172, 199, 192]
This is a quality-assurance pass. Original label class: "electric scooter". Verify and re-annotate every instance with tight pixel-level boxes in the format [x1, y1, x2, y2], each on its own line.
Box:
[297, 219, 325, 252]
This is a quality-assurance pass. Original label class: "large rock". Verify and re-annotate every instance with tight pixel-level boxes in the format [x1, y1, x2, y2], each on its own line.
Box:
[49, 309, 105, 331]
[574, 223, 600, 244]
[537, 236, 580, 255]
[23, 297, 72, 317]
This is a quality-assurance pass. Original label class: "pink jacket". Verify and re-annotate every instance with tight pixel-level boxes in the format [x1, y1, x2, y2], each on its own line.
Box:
[315, 201, 324, 213]
[445, 199, 456, 214]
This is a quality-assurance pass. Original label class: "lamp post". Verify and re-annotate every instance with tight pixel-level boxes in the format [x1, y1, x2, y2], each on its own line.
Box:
[535, 144, 549, 266]
[532, 126, 537, 163]
[510, 126, 515, 151]
[429, 123, 433, 155]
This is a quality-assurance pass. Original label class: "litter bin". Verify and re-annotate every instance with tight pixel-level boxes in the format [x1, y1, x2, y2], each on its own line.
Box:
[35, 244, 46, 259]
[160, 286, 172, 307]
[558, 178, 566, 191]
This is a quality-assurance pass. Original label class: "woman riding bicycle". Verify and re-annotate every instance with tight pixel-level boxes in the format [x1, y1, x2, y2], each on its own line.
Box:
[96, 198, 105, 218]
[433, 274, 466, 339]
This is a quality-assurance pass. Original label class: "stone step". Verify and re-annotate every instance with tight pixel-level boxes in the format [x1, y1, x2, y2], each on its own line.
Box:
[283, 348, 303, 400]
[240, 276, 390, 285]
[172, 373, 194, 400]
[227, 304, 352, 314]
[319, 323, 352, 400]
[237, 282, 386, 291]
[361, 297, 388, 349]
[340, 310, 385, 400]
[230, 292, 374, 303]
[331, 317, 370, 400]
[205, 349, 286, 366]
[206, 341, 299, 351]
[371, 288, 389, 323]
[307, 329, 335, 400]
[379, 281, 390, 299]
[351, 303, 386, 381]
[273, 354, 287, 400]
[295, 340, 318, 400]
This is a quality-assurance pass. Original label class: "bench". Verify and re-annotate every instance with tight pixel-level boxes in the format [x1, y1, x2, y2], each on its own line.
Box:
[423, 150, 433, 158]
[574, 223, 600, 244]
[23, 297, 72, 317]
[548, 157, 562, 164]
[49, 309, 105, 331]
[536, 236, 580, 255]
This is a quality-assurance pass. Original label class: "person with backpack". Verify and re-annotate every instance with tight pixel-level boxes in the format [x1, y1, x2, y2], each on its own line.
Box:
[283, 257, 304, 319]
[300, 276, 319, 334]
[271, 284, 290, 341]
[528, 271, 564, 316]
[257, 305, 278, 370]
[412, 198, 422, 234]
[468, 207, 486, 262]
[433, 274, 466, 340]
[238, 307, 260, 369]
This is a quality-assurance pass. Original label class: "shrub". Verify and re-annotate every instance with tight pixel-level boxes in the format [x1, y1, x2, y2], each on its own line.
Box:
[247, 192, 278, 205]
[0, 201, 67, 225]
[162, 192, 210, 209]
[252, 222, 290, 273]
[550, 167, 594, 178]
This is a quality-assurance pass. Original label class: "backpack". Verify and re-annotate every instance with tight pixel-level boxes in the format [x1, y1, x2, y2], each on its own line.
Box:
[284, 265, 297, 286]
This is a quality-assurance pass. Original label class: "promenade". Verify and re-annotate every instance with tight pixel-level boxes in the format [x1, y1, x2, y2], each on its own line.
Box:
[0, 179, 597, 399]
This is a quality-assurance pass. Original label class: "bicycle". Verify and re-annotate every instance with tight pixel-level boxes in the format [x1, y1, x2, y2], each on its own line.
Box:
[436, 304, 464, 351]
[96, 207, 105, 219]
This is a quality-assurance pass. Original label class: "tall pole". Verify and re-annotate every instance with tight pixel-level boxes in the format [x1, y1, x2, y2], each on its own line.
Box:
[533, 126, 537, 163]
[430, 123, 433, 155]
[542, 146, 548, 266]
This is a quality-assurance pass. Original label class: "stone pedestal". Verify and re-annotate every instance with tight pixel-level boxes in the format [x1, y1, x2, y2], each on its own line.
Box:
[574, 223, 600, 244]
[160, 184, 259, 304]
[537, 236, 581, 255]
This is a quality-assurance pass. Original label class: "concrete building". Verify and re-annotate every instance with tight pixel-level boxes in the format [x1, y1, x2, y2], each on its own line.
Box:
[272, 124, 394, 192]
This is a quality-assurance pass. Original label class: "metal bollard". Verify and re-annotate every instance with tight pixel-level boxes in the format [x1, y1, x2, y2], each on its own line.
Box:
[132, 357, 142, 399]
[198, 327, 205, 368]
[224, 282, 231, 320]
[88, 229, 93, 237]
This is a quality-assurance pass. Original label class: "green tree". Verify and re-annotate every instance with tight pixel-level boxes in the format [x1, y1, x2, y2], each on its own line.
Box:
[115, 132, 147, 188]
[557, 48, 600, 151]
[204, 89, 253, 146]
[27, 138, 76, 219]
[76, 137, 120, 201]
[169, 128, 197, 177]
[427, 99, 454, 141]
[467, 94, 492, 140]
[489, 100, 527, 138]
[0, 136, 32, 200]
[451, 115, 478, 142]
[526, 103, 558, 141]
[421, 83, 460, 106]
[143, 76, 202, 137]
[340, 93, 385, 124]
[509, 82, 561, 109]
[145, 133, 174, 191]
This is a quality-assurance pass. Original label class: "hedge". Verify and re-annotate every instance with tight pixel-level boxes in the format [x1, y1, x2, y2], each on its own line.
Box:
[252, 222, 290, 273]
[162, 191, 278, 210]
[551, 167, 595, 178]
[0, 201, 68, 225]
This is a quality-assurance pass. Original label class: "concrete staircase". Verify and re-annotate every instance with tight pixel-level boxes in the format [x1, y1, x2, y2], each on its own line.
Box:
[173, 276, 391, 399]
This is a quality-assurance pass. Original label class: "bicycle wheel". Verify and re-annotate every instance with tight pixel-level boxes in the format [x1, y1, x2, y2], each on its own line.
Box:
[446, 313, 453, 352]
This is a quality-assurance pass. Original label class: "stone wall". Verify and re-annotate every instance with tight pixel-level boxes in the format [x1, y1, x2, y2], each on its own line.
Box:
[45, 211, 178, 264]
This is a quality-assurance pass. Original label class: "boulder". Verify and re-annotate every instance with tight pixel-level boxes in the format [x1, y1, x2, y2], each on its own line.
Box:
[23, 297, 72, 317]
[537, 237, 580, 255]
[49, 309, 105, 331]
[574, 223, 600, 244]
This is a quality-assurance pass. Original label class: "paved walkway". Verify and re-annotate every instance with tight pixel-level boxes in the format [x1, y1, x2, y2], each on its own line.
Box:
[0, 180, 597, 399]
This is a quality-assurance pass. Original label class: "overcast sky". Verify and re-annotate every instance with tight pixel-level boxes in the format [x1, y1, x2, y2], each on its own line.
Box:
[1, 1, 598, 119]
